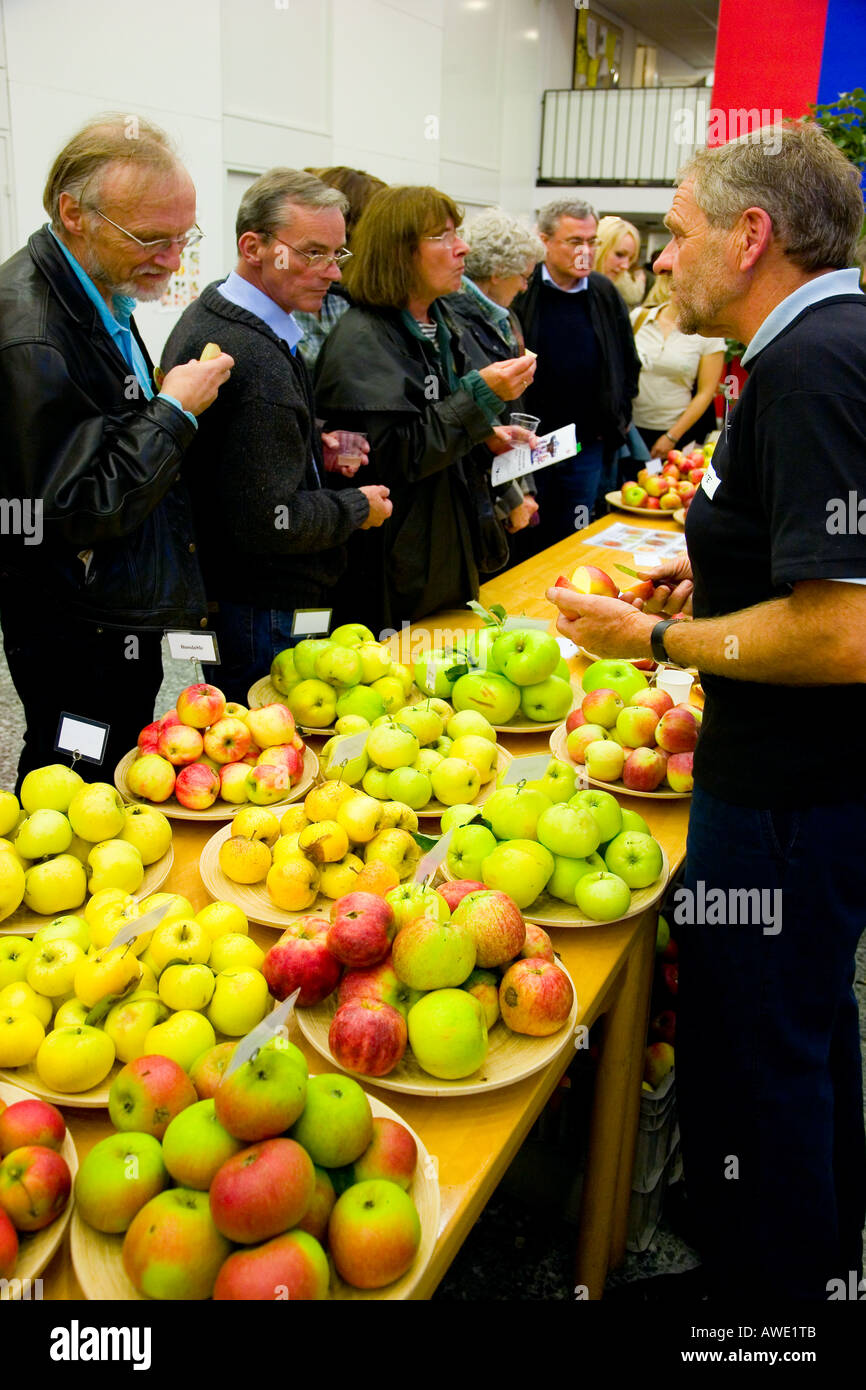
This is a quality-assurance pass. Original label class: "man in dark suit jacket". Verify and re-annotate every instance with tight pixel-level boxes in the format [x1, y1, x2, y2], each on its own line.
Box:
[511, 199, 640, 558]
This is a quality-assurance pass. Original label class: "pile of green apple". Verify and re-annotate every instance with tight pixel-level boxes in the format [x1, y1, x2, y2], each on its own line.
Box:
[442, 761, 666, 922]
[411, 623, 574, 726]
[318, 704, 502, 814]
[269, 623, 417, 730]
[74, 1046, 425, 1297]
[0, 891, 273, 1095]
[0, 765, 173, 924]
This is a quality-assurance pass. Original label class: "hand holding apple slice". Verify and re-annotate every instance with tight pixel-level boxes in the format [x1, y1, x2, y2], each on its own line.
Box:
[614, 556, 694, 616]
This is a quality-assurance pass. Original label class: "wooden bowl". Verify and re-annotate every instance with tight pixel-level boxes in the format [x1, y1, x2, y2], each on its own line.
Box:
[0, 1079, 78, 1297]
[0, 845, 174, 939]
[549, 723, 692, 801]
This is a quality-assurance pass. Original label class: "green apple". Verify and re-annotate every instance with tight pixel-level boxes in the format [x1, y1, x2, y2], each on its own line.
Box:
[482, 786, 552, 841]
[461, 967, 500, 1028]
[547, 853, 604, 903]
[356, 643, 393, 684]
[445, 823, 498, 881]
[620, 807, 651, 836]
[206, 969, 270, 1036]
[581, 660, 649, 704]
[320, 736, 369, 786]
[23, 855, 87, 915]
[290, 1073, 374, 1169]
[536, 804, 601, 859]
[14, 809, 72, 860]
[464, 627, 499, 671]
[335, 686, 385, 723]
[603, 831, 664, 889]
[523, 758, 576, 803]
[143, 1010, 216, 1073]
[481, 839, 554, 909]
[366, 724, 420, 770]
[439, 803, 487, 833]
[75, 1131, 169, 1233]
[331, 623, 376, 647]
[407, 989, 488, 1080]
[491, 629, 560, 686]
[451, 672, 521, 725]
[389, 663, 414, 698]
[396, 705, 444, 746]
[574, 870, 632, 922]
[270, 647, 300, 695]
[385, 767, 432, 810]
[391, 917, 476, 989]
[66, 781, 126, 842]
[433, 735, 454, 757]
[445, 710, 496, 744]
[287, 679, 338, 729]
[87, 840, 144, 896]
[369, 676, 407, 715]
[413, 650, 463, 699]
[519, 676, 573, 723]
[334, 715, 371, 738]
[158, 963, 216, 1013]
[413, 749, 443, 777]
[555, 657, 572, 681]
[385, 882, 450, 931]
[430, 758, 481, 807]
[293, 638, 334, 680]
[0, 937, 37, 992]
[32, 914, 91, 955]
[315, 645, 363, 689]
[361, 767, 392, 800]
[103, 992, 170, 1063]
[117, 805, 172, 866]
[208, 934, 265, 974]
[568, 789, 623, 844]
[161, 1099, 244, 1189]
[448, 735, 497, 783]
[19, 763, 84, 815]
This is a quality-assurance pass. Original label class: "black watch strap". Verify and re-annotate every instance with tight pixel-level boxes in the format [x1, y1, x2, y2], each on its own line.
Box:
[651, 617, 678, 664]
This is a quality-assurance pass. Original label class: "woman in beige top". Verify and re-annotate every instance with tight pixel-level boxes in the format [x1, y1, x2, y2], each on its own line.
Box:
[630, 273, 725, 458]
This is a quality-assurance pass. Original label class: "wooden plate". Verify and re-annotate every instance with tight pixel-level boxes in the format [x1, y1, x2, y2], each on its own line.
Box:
[491, 677, 582, 734]
[416, 745, 511, 818]
[0, 1079, 78, 1298]
[549, 723, 691, 800]
[69, 1094, 440, 1301]
[0, 845, 174, 939]
[297, 963, 578, 1097]
[0, 1060, 121, 1109]
[605, 490, 675, 519]
[439, 849, 669, 929]
[114, 746, 319, 821]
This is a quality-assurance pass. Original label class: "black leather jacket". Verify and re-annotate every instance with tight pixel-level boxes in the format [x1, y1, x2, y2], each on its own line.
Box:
[0, 227, 206, 630]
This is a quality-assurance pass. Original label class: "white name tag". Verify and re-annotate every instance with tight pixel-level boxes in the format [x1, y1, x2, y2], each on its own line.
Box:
[502, 754, 552, 786]
[291, 609, 332, 637]
[55, 713, 109, 765]
[165, 630, 220, 663]
[701, 461, 721, 499]
[645, 458, 663, 476]
[415, 828, 454, 882]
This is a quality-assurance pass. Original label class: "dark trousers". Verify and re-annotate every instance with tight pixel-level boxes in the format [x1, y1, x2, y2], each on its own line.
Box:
[507, 440, 605, 568]
[202, 602, 302, 707]
[1, 603, 164, 792]
[677, 786, 866, 1299]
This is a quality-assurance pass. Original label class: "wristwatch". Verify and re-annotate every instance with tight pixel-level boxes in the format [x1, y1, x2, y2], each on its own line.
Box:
[651, 617, 679, 665]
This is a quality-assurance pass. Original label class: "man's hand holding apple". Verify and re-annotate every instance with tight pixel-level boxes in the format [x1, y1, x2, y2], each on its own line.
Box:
[546, 585, 659, 660]
[160, 353, 234, 416]
[618, 556, 694, 616]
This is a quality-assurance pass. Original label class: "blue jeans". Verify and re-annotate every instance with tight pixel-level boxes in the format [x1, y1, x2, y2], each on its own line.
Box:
[677, 786, 866, 1299]
[202, 603, 302, 706]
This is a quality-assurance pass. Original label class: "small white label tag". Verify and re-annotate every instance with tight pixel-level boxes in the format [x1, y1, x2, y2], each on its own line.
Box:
[701, 461, 721, 499]
[291, 609, 332, 637]
[106, 899, 173, 951]
[415, 827, 454, 882]
[55, 713, 109, 765]
[645, 458, 663, 476]
[502, 754, 552, 786]
[501, 615, 551, 632]
[225, 989, 301, 1076]
[165, 630, 219, 663]
[556, 636, 578, 658]
[329, 731, 368, 764]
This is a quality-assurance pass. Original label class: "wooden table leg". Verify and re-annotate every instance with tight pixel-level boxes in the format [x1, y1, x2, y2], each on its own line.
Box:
[574, 915, 656, 1298]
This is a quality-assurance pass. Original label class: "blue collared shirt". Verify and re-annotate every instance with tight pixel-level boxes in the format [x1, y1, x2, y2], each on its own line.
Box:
[47, 225, 194, 425]
[541, 262, 588, 294]
[217, 270, 304, 353]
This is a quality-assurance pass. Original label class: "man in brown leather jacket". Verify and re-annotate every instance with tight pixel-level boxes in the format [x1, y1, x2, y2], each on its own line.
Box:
[0, 115, 231, 785]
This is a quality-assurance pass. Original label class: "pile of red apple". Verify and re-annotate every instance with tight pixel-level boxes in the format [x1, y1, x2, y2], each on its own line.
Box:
[73, 1048, 425, 1298]
[621, 448, 709, 513]
[565, 664, 700, 794]
[263, 879, 574, 1082]
[129, 684, 307, 810]
[0, 1097, 72, 1281]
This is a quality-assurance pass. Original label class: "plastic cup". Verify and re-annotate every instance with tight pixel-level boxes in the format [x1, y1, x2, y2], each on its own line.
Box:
[509, 412, 541, 432]
[333, 430, 368, 469]
[655, 667, 694, 704]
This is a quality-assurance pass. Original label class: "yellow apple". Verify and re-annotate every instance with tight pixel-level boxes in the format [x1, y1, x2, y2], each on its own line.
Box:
[319, 853, 364, 898]
[148, 920, 211, 974]
[19, 763, 83, 814]
[118, 805, 173, 865]
[103, 992, 169, 1063]
[272, 836, 303, 866]
[206, 969, 269, 1036]
[53, 998, 90, 1029]
[231, 806, 281, 846]
[73, 943, 142, 1008]
[208, 934, 265, 974]
[0, 936, 37, 991]
[195, 901, 248, 940]
[0, 1007, 45, 1066]
[87, 839, 145, 896]
[0, 849, 25, 922]
[158, 963, 216, 1012]
[23, 854, 87, 916]
[36, 1024, 116, 1092]
[25, 939, 86, 997]
[337, 793, 386, 844]
[0, 790, 21, 837]
[137, 892, 195, 926]
[218, 836, 272, 885]
[0, 980, 53, 1028]
[143, 1010, 215, 1073]
[32, 914, 91, 955]
[266, 858, 320, 911]
[448, 735, 498, 783]
[364, 828, 422, 880]
[304, 780, 354, 823]
[279, 805, 310, 837]
[67, 781, 126, 841]
[297, 819, 349, 863]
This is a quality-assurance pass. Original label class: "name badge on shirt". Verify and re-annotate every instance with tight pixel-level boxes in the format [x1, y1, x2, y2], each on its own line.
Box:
[701, 461, 722, 500]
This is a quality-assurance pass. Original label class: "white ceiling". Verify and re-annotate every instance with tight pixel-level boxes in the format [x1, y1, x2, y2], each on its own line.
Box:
[607, 0, 720, 72]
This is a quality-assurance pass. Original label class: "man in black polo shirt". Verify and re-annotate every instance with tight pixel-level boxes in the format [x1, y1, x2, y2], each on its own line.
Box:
[511, 200, 639, 559]
[547, 121, 866, 1301]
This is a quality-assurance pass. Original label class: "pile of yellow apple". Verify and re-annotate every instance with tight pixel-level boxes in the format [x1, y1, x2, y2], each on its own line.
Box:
[218, 792, 427, 915]
[269, 624, 417, 730]
[0, 765, 172, 925]
[128, 683, 307, 810]
[0, 891, 271, 1094]
[318, 704, 502, 814]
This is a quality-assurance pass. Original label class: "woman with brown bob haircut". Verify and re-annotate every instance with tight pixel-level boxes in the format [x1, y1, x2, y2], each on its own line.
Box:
[314, 185, 536, 632]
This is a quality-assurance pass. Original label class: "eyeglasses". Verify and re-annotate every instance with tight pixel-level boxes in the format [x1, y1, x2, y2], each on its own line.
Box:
[558, 236, 599, 248]
[421, 230, 465, 248]
[92, 209, 204, 253]
[273, 239, 352, 270]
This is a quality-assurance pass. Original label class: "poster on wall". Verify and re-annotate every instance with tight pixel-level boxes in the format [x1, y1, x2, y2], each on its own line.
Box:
[158, 243, 202, 313]
[573, 7, 623, 89]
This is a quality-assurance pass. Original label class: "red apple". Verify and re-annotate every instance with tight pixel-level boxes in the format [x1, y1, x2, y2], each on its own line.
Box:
[190, 1041, 238, 1100]
[157, 723, 204, 766]
[0, 1206, 18, 1278]
[328, 1179, 421, 1290]
[209, 1137, 315, 1244]
[157, 709, 182, 733]
[108, 1054, 197, 1140]
[213, 1228, 329, 1301]
[631, 658, 658, 671]
[177, 683, 226, 729]
[435, 879, 486, 912]
[689, 467, 706, 486]
[644, 476, 666, 498]
[451, 890, 526, 968]
[137, 720, 162, 755]
[554, 574, 576, 591]
[0, 1145, 71, 1232]
[622, 578, 656, 602]
[327, 892, 395, 969]
[214, 1048, 307, 1142]
[662, 962, 679, 997]
[571, 565, 619, 598]
[498, 959, 573, 1036]
[622, 747, 668, 791]
[651, 1009, 676, 1045]
[666, 750, 694, 792]
[122, 1188, 231, 1300]
[520, 922, 556, 962]
[203, 717, 252, 765]
[174, 761, 221, 810]
[676, 482, 696, 502]
[336, 956, 422, 1021]
[565, 707, 588, 733]
[581, 688, 624, 729]
[328, 1000, 407, 1077]
[294, 1166, 336, 1242]
[615, 705, 660, 749]
[629, 688, 674, 718]
[262, 917, 342, 1007]
[656, 707, 699, 754]
[645, 496, 661, 510]
[353, 1116, 417, 1191]
[0, 1099, 65, 1156]
[258, 745, 304, 784]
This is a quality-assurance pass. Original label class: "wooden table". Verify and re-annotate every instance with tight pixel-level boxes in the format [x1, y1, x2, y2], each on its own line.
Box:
[40, 508, 693, 1301]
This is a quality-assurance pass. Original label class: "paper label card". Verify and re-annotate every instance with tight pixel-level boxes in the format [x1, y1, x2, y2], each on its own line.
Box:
[165, 630, 220, 664]
[415, 828, 454, 882]
[225, 989, 301, 1076]
[291, 609, 332, 637]
[502, 754, 552, 786]
[329, 732, 368, 764]
[501, 615, 551, 632]
[645, 458, 663, 476]
[55, 713, 109, 765]
[107, 900, 173, 951]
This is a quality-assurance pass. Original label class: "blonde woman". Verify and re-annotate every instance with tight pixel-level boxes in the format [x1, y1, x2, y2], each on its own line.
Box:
[630, 273, 725, 458]
[596, 216, 645, 306]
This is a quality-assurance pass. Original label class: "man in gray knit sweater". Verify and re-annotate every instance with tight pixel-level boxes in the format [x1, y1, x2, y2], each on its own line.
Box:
[162, 169, 391, 701]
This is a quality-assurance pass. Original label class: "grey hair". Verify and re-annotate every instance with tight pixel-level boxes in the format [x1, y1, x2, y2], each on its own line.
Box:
[463, 207, 545, 281]
[679, 121, 864, 272]
[43, 114, 180, 229]
[537, 199, 598, 236]
[236, 168, 349, 244]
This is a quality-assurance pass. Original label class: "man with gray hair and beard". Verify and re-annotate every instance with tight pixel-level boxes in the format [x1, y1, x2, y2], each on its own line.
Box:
[0, 114, 231, 785]
[549, 120, 866, 1301]
[162, 168, 392, 702]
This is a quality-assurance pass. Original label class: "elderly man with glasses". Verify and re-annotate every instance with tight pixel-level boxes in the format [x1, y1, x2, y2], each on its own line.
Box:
[0, 114, 232, 786]
[162, 169, 392, 701]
